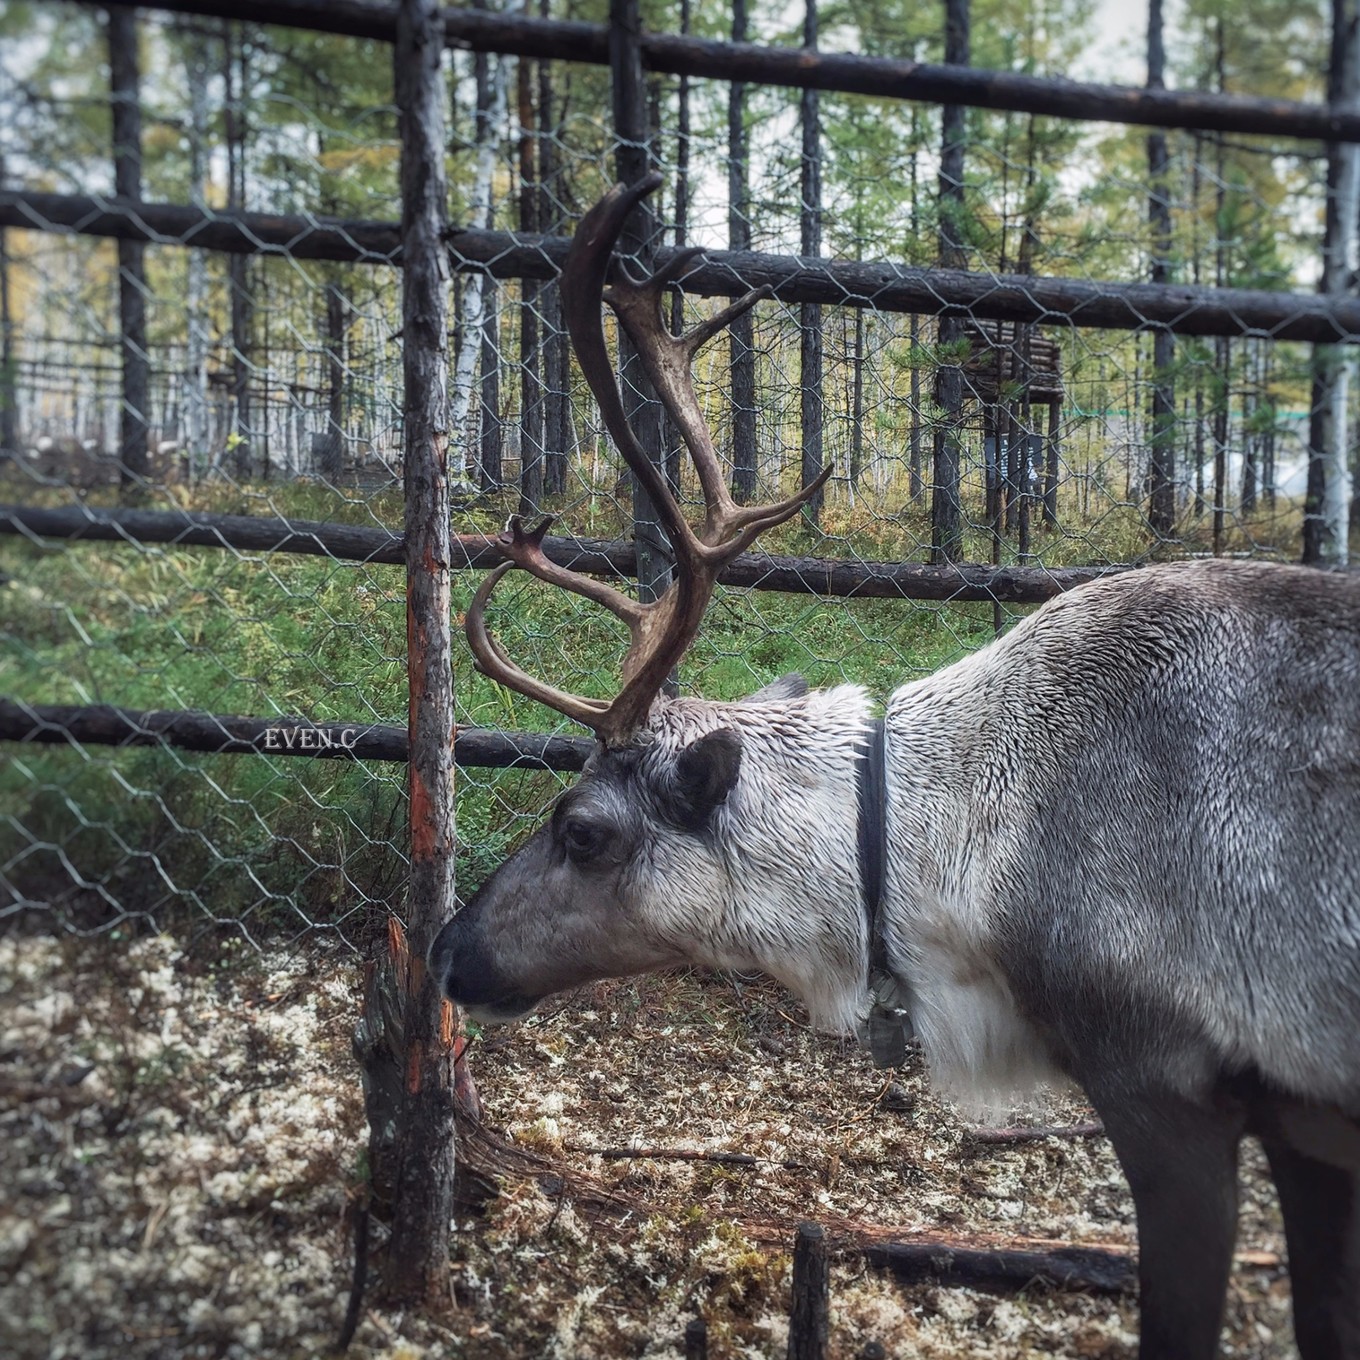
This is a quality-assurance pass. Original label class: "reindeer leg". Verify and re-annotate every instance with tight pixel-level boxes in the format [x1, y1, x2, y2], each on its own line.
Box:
[1260, 1120, 1360, 1360]
[1093, 1087, 1245, 1360]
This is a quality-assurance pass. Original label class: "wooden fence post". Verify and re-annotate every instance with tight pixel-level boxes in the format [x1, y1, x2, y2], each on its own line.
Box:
[787, 1221, 829, 1360]
[382, 0, 458, 1306]
[684, 1316, 708, 1360]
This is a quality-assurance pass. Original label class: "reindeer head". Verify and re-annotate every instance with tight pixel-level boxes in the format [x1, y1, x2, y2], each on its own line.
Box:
[430, 177, 864, 1028]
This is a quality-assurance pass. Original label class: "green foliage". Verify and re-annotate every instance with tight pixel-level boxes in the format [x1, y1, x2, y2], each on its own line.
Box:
[0, 0, 1343, 942]
[0, 479, 1008, 936]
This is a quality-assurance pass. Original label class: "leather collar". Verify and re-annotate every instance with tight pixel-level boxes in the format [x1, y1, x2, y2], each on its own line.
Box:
[855, 715, 913, 1068]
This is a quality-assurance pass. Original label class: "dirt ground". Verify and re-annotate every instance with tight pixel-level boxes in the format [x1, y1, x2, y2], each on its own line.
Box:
[1, 930, 1298, 1359]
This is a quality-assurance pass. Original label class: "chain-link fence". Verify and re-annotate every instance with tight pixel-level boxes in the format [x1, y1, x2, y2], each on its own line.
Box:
[1, 0, 1356, 957]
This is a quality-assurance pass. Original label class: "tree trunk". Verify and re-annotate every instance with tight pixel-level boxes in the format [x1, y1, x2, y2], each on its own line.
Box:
[0, 149, 15, 453]
[321, 278, 349, 483]
[850, 306, 864, 491]
[1189, 132, 1206, 519]
[799, 0, 825, 525]
[380, 0, 458, 1305]
[515, 52, 543, 514]
[1193, 384, 1206, 518]
[909, 313, 922, 499]
[108, 6, 150, 498]
[611, 0, 672, 623]
[1211, 49, 1229, 555]
[538, 3, 569, 497]
[728, 0, 757, 505]
[1304, 0, 1358, 566]
[479, 284, 502, 488]
[1007, 135, 1039, 543]
[1145, 0, 1176, 539]
[225, 24, 252, 481]
[1042, 398, 1060, 525]
[450, 0, 507, 484]
[931, 0, 969, 564]
[1262, 343, 1276, 509]
[907, 94, 924, 501]
[1212, 337, 1228, 555]
[184, 30, 211, 479]
[984, 405, 1001, 541]
[668, 0, 692, 498]
[1240, 341, 1258, 514]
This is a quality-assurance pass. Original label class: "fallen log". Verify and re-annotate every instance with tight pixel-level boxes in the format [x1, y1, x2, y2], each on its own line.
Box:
[788, 1223, 831, 1360]
[864, 1240, 1136, 1295]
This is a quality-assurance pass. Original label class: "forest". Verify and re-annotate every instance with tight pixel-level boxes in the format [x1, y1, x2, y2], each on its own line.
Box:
[1, 2, 1357, 1354]
[0, 0, 1346, 565]
[3, 0, 1352, 955]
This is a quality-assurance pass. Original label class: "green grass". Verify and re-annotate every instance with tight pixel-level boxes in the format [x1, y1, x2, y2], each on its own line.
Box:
[7, 469, 1293, 945]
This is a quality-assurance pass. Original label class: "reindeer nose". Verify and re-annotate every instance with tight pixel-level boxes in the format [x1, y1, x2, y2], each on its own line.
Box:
[428, 914, 529, 1015]
[428, 916, 493, 1005]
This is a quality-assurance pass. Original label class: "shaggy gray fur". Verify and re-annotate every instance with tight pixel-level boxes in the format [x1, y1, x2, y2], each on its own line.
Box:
[432, 559, 1360, 1360]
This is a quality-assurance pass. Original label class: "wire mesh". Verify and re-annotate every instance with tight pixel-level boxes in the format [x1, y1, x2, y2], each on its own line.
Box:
[0, 0, 1354, 951]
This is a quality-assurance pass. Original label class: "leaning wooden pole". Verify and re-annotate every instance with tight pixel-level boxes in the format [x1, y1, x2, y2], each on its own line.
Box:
[382, 0, 458, 1305]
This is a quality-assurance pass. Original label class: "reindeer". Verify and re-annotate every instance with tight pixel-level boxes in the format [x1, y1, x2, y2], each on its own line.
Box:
[431, 175, 1360, 1360]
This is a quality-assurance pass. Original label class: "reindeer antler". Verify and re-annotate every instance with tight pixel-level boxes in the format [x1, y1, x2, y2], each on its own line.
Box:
[466, 173, 831, 749]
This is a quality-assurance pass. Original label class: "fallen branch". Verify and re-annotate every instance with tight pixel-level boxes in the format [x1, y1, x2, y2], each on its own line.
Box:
[565, 1143, 807, 1171]
[961, 1120, 1105, 1150]
[444, 1127, 1281, 1304]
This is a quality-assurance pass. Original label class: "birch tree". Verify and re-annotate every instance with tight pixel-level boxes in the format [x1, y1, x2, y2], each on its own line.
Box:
[449, 0, 514, 484]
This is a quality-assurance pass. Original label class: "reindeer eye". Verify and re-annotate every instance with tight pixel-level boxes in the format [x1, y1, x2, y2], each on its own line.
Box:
[560, 817, 606, 864]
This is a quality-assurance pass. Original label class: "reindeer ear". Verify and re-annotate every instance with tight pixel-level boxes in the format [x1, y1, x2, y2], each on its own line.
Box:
[668, 728, 742, 830]
[739, 673, 808, 704]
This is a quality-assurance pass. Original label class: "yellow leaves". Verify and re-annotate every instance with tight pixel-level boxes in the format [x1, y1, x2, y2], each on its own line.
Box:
[143, 123, 180, 157]
[317, 145, 399, 177]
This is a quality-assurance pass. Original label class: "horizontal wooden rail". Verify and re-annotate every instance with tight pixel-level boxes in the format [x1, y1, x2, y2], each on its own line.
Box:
[0, 501, 408, 562]
[95, 0, 1360, 143]
[0, 191, 404, 263]
[4, 189, 1357, 341]
[0, 698, 594, 770]
[0, 502, 1127, 603]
